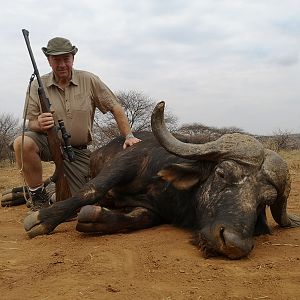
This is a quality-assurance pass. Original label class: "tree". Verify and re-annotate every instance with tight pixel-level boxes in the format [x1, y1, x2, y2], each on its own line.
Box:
[177, 122, 245, 141]
[256, 129, 300, 152]
[92, 90, 178, 148]
[0, 113, 21, 162]
[261, 129, 294, 152]
[272, 129, 293, 151]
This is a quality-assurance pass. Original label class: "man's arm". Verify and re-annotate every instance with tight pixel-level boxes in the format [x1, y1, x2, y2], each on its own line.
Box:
[110, 103, 141, 149]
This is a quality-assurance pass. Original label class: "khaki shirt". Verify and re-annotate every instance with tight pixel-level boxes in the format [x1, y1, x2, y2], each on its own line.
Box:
[24, 69, 119, 146]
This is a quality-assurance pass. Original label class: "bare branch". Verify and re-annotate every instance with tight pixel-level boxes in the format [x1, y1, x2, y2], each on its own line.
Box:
[92, 90, 178, 147]
[0, 113, 21, 162]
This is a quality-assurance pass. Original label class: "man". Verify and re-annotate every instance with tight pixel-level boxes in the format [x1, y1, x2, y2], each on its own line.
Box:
[13, 36, 141, 211]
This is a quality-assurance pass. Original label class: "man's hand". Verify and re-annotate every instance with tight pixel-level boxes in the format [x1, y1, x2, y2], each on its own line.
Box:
[123, 135, 141, 149]
[37, 112, 55, 131]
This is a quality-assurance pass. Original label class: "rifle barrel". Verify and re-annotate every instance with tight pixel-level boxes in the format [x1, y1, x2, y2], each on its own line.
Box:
[22, 29, 43, 89]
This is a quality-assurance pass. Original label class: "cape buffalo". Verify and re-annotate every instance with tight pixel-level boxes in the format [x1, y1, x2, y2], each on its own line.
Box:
[24, 101, 300, 259]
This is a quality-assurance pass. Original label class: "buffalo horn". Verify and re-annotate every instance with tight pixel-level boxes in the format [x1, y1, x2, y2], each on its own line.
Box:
[151, 101, 264, 165]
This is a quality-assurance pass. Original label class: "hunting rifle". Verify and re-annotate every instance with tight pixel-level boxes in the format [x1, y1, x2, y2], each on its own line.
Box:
[22, 29, 75, 202]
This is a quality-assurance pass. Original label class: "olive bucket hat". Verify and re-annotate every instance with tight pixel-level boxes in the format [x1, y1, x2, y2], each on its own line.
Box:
[42, 37, 78, 56]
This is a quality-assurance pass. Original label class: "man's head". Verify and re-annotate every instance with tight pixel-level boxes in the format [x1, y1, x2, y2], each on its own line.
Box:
[42, 37, 77, 83]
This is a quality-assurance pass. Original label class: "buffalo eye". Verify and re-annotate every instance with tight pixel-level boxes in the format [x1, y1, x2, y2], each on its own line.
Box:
[214, 161, 245, 184]
[215, 167, 225, 179]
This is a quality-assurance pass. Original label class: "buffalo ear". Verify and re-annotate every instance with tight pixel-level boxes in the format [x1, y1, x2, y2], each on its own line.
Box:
[158, 163, 203, 190]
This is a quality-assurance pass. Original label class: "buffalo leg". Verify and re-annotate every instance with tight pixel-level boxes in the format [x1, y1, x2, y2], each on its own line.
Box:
[76, 205, 158, 234]
[23, 149, 146, 238]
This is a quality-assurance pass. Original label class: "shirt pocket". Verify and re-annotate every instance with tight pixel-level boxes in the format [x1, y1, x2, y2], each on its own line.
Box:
[73, 92, 90, 110]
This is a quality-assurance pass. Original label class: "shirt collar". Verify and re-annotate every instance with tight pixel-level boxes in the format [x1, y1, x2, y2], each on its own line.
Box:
[45, 69, 79, 87]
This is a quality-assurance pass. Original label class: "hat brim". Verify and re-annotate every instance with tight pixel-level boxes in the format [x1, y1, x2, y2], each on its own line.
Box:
[42, 46, 78, 57]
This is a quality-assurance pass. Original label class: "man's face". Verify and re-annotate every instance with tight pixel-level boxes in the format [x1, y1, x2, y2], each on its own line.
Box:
[48, 53, 74, 82]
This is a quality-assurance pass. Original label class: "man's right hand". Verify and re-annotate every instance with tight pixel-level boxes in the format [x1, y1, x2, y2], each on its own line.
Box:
[37, 112, 55, 131]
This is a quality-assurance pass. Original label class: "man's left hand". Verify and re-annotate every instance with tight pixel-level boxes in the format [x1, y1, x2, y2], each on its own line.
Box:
[123, 136, 141, 149]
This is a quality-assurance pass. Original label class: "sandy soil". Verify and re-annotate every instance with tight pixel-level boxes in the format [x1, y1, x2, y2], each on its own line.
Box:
[0, 153, 299, 300]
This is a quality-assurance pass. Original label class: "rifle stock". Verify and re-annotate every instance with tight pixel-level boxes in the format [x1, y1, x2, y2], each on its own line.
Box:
[22, 29, 72, 202]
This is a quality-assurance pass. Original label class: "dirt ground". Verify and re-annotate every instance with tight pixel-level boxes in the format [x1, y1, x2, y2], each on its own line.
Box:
[0, 152, 299, 300]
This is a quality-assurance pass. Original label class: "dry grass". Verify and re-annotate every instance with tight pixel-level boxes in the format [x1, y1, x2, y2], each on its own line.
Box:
[279, 150, 300, 173]
[0, 162, 54, 194]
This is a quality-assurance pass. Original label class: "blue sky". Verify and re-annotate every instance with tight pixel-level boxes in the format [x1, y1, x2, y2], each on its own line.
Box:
[0, 0, 299, 135]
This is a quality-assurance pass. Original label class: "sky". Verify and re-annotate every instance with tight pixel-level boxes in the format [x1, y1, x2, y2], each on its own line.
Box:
[0, 0, 299, 135]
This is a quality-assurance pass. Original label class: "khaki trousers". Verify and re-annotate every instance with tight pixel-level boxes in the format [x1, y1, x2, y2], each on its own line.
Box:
[24, 131, 91, 195]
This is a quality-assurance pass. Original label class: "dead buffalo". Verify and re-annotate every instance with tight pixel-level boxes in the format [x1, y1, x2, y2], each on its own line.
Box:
[24, 101, 300, 259]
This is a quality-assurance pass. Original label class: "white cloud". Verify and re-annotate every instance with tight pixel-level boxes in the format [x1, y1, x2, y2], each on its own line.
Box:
[0, 0, 299, 135]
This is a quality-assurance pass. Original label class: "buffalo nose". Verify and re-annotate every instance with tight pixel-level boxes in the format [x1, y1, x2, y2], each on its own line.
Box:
[218, 226, 254, 259]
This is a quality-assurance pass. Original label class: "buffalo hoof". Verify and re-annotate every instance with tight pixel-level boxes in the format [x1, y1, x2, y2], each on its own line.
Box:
[76, 205, 104, 233]
[1, 191, 26, 207]
[24, 211, 53, 238]
[77, 205, 102, 223]
[77, 205, 124, 234]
